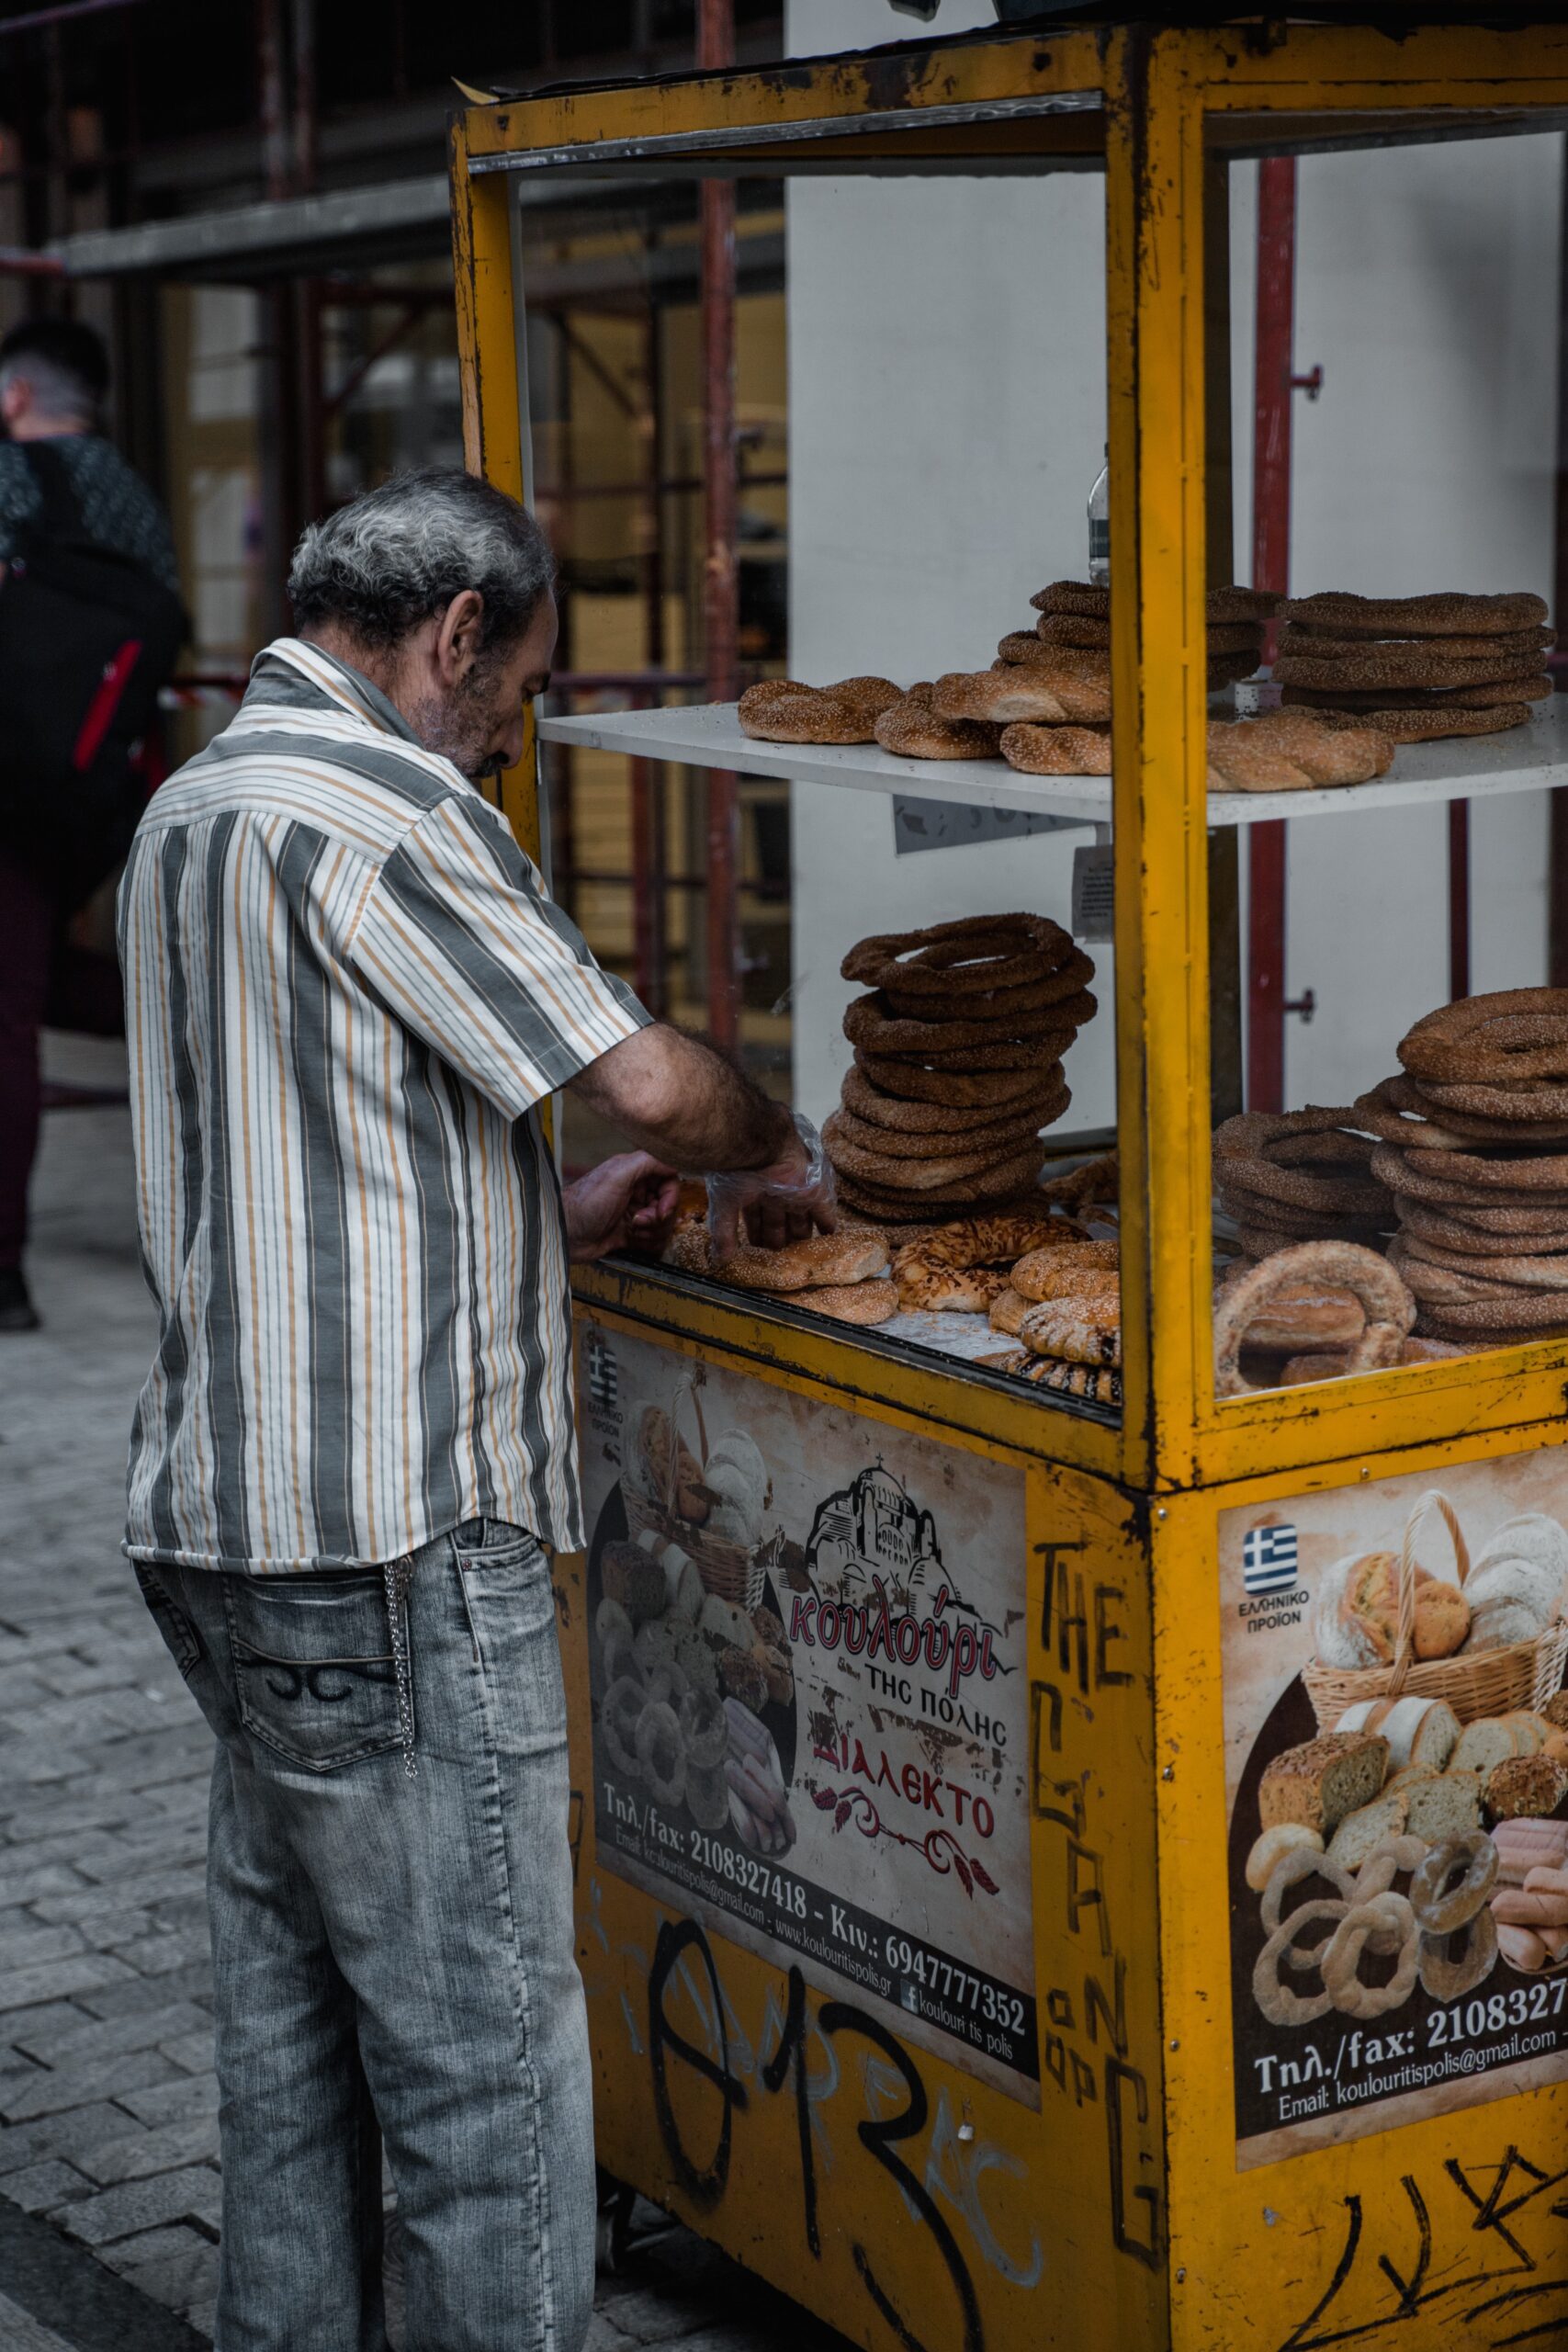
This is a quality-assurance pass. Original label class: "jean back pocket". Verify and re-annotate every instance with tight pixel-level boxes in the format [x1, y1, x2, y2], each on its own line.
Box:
[222, 1572, 410, 1773]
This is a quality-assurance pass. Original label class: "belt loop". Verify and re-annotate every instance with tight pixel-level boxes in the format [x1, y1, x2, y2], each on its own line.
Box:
[383, 1556, 417, 1781]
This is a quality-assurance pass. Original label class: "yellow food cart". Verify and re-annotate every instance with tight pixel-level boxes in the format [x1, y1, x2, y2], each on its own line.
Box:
[450, 20, 1568, 2350]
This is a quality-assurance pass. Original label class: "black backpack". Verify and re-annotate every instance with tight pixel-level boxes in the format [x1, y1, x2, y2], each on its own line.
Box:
[0, 440, 186, 888]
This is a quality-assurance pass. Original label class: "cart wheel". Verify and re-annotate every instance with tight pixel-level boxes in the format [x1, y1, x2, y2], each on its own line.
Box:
[595, 2170, 637, 2275]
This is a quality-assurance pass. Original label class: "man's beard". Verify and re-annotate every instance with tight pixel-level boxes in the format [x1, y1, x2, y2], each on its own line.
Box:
[407, 670, 500, 780]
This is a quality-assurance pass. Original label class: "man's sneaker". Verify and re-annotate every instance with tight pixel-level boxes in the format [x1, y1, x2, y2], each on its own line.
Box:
[0, 1270, 39, 1332]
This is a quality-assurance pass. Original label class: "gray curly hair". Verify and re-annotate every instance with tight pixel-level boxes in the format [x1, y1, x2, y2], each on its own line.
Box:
[288, 468, 555, 653]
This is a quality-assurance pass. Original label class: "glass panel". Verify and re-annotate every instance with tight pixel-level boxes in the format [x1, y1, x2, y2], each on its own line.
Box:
[1203, 119, 1566, 1401]
[517, 152, 1123, 1419]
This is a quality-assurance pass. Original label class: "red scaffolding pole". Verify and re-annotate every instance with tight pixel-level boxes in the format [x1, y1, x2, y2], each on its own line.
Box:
[699, 0, 741, 1052]
[1247, 156, 1297, 1115]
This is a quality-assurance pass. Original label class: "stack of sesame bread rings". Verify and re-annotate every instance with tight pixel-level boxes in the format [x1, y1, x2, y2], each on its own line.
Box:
[1356, 989, 1568, 1350]
[823, 915, 1096, 1223]
[1275, 591, 1553, 744]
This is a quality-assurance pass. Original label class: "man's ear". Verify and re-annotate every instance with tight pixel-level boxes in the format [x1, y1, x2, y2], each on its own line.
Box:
[434, 588, 486, 684]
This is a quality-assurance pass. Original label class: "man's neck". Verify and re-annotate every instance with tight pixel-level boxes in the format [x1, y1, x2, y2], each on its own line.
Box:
[7, 417, 90, 443]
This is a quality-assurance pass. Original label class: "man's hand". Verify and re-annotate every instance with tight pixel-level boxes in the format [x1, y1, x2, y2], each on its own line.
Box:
[708, 1122, 838, 1258]
[564, 1153, 680, 1265]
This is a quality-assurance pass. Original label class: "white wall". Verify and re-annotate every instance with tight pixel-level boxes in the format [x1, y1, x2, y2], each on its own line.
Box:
[1228, 140, 1562, 1104]
[786, 0, 1113, 1134]
[786, 3, 1562, 1122]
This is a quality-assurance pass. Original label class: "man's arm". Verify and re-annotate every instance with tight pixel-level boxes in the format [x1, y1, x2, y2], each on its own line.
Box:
[567, 1023, 830, 1250]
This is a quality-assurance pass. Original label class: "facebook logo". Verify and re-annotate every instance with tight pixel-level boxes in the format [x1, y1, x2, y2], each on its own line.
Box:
[1243, 1522, 1298, 1595]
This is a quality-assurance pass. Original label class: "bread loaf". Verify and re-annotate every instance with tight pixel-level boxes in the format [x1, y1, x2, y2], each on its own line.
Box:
[1258, 1732, 1389, 1837]
[1486, 1755, 1568, 1823]
[1451, 1717, 1525, 1781]
[1310, 1551, 1400, 1668]
[1325, 1792, 1409, 1872]
[1404, 1770, 1483, 1843]
[1334, 1694, 1460, 1772]
[1462, 1517, 1568, 1649]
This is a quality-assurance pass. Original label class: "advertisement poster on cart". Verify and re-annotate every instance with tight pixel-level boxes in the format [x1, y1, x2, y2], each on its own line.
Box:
[1220, 1449, 1568, 2170]
[577, 1325, 1039, 2107]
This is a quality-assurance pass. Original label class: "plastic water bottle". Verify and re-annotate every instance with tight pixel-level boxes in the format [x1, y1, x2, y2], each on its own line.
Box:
[1088, 445, 1110, 585]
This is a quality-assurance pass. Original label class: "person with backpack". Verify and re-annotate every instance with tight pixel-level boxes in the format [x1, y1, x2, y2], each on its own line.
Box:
[0, 317, 184, 1332]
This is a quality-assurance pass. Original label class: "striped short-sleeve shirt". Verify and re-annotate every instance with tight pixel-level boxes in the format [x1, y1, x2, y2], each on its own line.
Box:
[118, 637, 649, 1572]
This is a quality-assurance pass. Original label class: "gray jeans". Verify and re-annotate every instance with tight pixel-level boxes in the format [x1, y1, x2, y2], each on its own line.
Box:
[136, 1522, 594, 2352]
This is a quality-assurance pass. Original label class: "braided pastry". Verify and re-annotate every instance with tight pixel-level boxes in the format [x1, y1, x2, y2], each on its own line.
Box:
[1207, 711, 1395, 791]
[874, 682, 1002, 762]
[893, 1214, 1077, 1313]
[738, 675, 901, 744]
[1016, 1295, 1121, 1368]
[999, 722, 1112, 776]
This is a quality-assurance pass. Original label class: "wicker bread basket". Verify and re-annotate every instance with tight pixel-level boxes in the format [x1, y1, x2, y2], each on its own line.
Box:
[1302, 1487, 1568, 1734]
[622, 1373, 767, 1613]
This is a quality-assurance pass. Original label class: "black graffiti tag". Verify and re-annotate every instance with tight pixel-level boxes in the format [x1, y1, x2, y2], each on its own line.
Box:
[649, 1925, 984, 2352]
[648, 1917, 748, 2210]
[1279, 2150, 1568, 2350]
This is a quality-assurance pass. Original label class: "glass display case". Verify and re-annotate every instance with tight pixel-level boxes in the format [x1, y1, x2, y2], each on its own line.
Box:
[452, 28, 1568, 2352]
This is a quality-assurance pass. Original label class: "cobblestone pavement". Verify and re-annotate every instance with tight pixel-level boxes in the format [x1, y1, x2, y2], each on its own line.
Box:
[0, 1040, 853, 2352]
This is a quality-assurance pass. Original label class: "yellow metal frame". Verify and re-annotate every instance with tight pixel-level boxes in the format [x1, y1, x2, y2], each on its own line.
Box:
[450, 28, 1568, 2352]
[451, 21, 1568, 1502]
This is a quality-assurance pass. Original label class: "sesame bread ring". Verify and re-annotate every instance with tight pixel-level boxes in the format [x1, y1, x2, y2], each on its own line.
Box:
[1415, 1076, 1568, 1121]
[1397, 1201, 1568, 1256]
[1399, 989, 1568, 1085]
[834, 1166, 1047, 1222]
[1348, 1077, 1554, 1152]
[738, 676, 901, 744]
[1316, 704, 1532, 744]
[1280, 590, 1549, 638]
[999, 722, 1112, 776]
[665, 1217, 891, 1294]
[829, 1101, 1053, 1162]
[1386, 1244, 1525, 1306]
[1368, 1146, 1562, 1212]
[1033, 611, 1263, 657]
[1028, 580, 1279, 624]
[824, 1115, 1045, 1193]
[1277, 623, 1554, 664]
[1281, 675, 1552, 711]
[778, 1278, 897, 1326]
[997, 630, 1084, 667]
[842, 913, 1077, 999]
[1275, 641, 1545, 691]
[1396, 1233, 1568, 1291]
[1017, 1297, 1122, 1368]
[874, 684, 1003, 762]
[880, 972, 1089, 1028]
[1030, 580, 1110, 618]
[1213, 1241, 1414, 1397]
[853, 1053, 1065, 1111]
[937, 666, 1113, 726]
[841, 1069, 1067, 1139]
[1233, 1219, 1391, 1261]
[1408, 1287, 1568, 1333]
[1010, 1239, 1120, 1303]
[1379, 1070, 1568, 1141]
[842, 976, 1094, 1057]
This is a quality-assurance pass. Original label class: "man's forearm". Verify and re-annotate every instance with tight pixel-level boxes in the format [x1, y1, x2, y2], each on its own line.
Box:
[569, 1023, 792, 1171]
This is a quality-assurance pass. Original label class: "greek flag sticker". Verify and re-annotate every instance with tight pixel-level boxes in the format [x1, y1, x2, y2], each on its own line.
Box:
[1243, 1521, 1298, 1595]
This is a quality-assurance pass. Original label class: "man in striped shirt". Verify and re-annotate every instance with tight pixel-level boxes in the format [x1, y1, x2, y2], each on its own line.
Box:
[119, 469, 824, 2352]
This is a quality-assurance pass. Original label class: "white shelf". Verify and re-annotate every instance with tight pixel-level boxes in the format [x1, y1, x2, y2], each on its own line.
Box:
[536, 695, 1568, 830]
